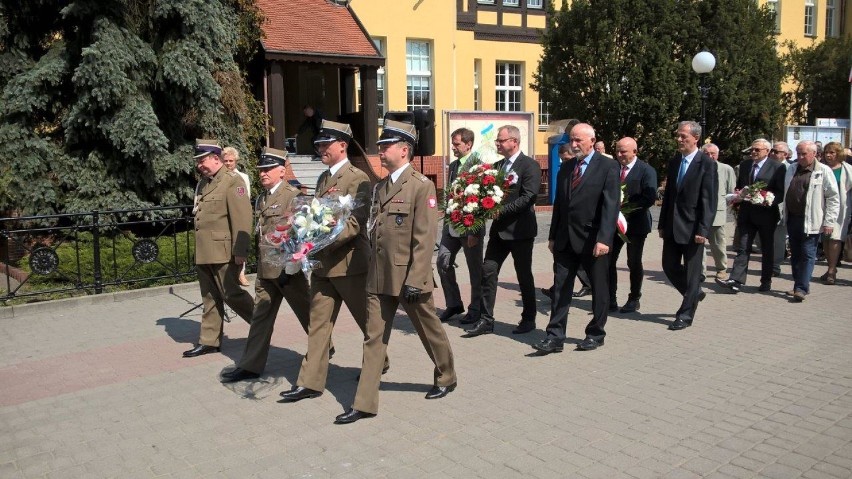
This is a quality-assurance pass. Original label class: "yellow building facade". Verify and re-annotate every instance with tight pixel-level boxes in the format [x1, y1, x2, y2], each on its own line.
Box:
[350, 0, 553, 157]
[760, 0, 851, 48]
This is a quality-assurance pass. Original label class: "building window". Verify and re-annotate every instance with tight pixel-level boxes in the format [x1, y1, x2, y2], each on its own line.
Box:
[473, 59, 481, 111]
[765, 0, 780, 32]
[477, 0, 495, 4]
[804, 0, 816, 36]
[538, 99, 551, 130]
[825, 0, 838, 37]
[527, 0, 543, 8]
[406, 40, 432, 110]
[503, 0, 519, 6]
[373, 38, 386, 122]
[495, 62, 522, 112]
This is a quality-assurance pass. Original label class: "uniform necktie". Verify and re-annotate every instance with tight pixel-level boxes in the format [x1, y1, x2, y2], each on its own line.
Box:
[677, 157, 688, 186]
[571, 159, 586, 189]
[620, 165, 629, 183]
[751, 163, 759, 184]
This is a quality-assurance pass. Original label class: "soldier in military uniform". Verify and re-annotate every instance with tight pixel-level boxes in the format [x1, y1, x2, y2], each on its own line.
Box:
[278, 121, 389, 400]
[185, 139, 255, 358]
[220, 148, 312, 381]
[334, 121, 457, 425]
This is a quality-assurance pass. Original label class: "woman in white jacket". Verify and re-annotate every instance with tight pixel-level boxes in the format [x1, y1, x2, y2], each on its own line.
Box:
[819, 143, 852, 285]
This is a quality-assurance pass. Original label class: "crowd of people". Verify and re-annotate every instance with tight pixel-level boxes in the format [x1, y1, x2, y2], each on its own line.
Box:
[185, 117, 851, 424]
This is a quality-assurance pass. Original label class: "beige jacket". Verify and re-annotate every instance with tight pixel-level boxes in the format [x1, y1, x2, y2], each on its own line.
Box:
[194, 167, 252, 264]
[256, 182, 302, 279]
[367, 167, 438, 295]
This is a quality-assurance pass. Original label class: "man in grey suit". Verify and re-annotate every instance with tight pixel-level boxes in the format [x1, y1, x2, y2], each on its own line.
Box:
[437, 127, 484, 324]
[702, 143, 736, 281]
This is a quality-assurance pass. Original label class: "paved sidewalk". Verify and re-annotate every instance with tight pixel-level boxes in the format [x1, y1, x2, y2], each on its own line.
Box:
[1, 212, 851, 478]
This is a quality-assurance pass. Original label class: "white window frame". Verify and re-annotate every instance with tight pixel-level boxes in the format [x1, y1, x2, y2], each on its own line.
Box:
[373, 37, 386, 124]
[804, 0, 816, 37]
[473, 60, 481, 111]
[825, 0, 838, 37]
[495, 62, 522, 112]
[477, 0, 495, 4]
[765, 0, 781, 33]
[503, 0, 520, 6]
[538, 99, 551, 131]
[406, 40, 432, 111]
[527, 0, 543, 8]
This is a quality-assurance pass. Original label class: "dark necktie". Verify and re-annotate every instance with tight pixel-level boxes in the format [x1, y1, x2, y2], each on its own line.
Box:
[571, 159, 586, 189]
[751, 163, 759, 184]
[620, 165, 629, 183]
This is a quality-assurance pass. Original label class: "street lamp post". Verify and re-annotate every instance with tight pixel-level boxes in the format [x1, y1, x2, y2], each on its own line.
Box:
[691, 51, 716, 144]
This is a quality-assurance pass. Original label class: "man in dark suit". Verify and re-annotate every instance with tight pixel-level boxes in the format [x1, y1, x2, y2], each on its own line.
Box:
[437, 127, 484, 324]
[609, 137, 657, 314]
[718, 138, 786, 293]
[465, 125, 541, 337]
[534, 123, 620, 353]
[658, 121, 718, 331]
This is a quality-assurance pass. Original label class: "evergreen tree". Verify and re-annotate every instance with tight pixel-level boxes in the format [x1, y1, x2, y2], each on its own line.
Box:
[782, 36, 852, 125]
[534, 0, 784, 168]
[0, 0, 265, 216]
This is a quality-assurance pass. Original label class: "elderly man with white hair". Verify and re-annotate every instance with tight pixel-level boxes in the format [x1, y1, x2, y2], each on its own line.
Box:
[718, 138, 787, 294]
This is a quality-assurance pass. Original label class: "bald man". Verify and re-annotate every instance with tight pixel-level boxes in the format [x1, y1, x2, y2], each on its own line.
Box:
[609, 137, 657, 313]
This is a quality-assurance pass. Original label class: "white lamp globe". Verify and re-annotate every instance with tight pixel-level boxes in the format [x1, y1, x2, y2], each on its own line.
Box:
[692, 51, 716, 74]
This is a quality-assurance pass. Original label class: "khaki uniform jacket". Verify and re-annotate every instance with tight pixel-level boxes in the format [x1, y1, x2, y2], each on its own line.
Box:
[256, 181, 302, 279]
[367, 166, 438, 295]
[312, 161, 371, 278]
[194, 167, 252, 264]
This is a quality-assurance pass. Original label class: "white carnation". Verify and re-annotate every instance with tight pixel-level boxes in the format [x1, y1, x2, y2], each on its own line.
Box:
[464, 184, 480, 195]
[462, 202, 479, 213]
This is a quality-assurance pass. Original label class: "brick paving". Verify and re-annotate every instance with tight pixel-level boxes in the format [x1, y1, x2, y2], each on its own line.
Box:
[1, 211, 851, 478]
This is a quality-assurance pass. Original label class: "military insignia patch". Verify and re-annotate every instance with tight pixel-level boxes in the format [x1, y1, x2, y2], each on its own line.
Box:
[236, 187, 246, 197]
[396, 215, 404, 225]
[428, 196, 437, 208]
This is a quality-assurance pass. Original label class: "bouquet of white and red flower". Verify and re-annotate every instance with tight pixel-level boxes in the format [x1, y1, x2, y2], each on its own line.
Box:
[616, 183, 640, 242]
[443, 158, 518, 236]
[726, 180, 774, 216]
[261, 195, 357, 274]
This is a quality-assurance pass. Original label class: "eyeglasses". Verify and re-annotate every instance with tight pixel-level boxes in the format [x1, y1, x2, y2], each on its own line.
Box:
[495, 137, 517, 144]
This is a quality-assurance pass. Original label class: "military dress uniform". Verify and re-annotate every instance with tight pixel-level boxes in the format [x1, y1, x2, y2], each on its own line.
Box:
[192, 141, 255, 350]
[235, 149, 312, 374]
[349, 137, 457, 417]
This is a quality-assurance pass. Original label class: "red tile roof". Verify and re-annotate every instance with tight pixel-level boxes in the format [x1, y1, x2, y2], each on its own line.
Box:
[258, 0, 381, 61]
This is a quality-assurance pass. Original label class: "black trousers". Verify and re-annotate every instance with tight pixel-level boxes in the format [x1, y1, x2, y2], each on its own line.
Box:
[730, 220, 776, 286]
[479, 236, 536, 325]
[661, 238, 705, 322]
[609, 234, 647, 303]
[544, 247, 610, 342]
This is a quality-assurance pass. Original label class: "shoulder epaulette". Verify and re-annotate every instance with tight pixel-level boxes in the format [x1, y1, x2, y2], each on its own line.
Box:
[226, 171, 238, 177]
[413, 171, 427, 182]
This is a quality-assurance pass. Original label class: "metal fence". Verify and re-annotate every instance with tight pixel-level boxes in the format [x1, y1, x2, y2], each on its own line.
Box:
[1, 206, 204, 303]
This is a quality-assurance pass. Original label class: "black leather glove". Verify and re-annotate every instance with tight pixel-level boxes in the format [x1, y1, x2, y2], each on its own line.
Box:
[402, 285, 422, 303]
[277, 271, 291, 288]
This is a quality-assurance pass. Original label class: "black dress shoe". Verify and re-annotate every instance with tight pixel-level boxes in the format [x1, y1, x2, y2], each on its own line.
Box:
[668, 318, 692, 331]
[540, 287, 553, 299]
[278, 386, 322, 402]
[334, 408, 376, 424]
[463, 320, 493, 337]
[182, 344, 220, 358]
[425, 382, 456, 399]
[758, 282, 771, 292]
[511, 321, 535, 334]
[620, 299, 640, 313]
[459, 314, 478, 325]
[716, 278, 741, 293]
[439, 306, 464, 322]
[532, 338, 564, 354]
[329, 347, 335, 359]
[609, 303, 619, 312]
[220, 368, 260, 383]
[698, 290, 707, 302]
[577, 337, 604, 351]
[573, 287, 592, 298]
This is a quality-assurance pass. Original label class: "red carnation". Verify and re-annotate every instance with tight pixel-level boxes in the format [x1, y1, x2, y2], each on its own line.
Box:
[466, 195, 478, 204]
[275, 225, 287, 231]
[463, 214, 475, 226]
[467, 176, 475, 184]
[450, 210, 462, 223]
[481, 197, 496, 209]
[482, 175, 496, 186]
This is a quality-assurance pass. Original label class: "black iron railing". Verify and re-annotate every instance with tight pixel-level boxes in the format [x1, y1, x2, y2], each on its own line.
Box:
[0, 206, 222, 303]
